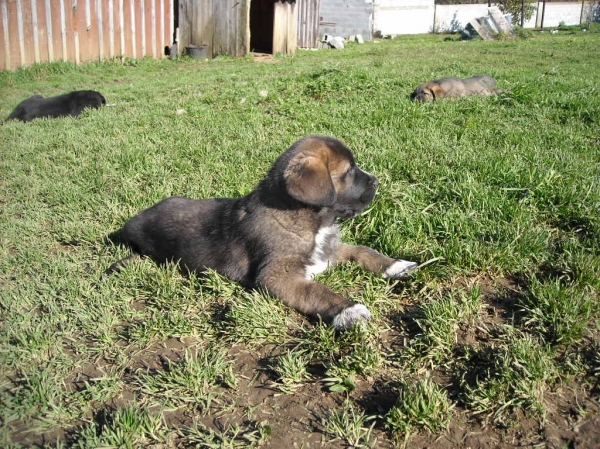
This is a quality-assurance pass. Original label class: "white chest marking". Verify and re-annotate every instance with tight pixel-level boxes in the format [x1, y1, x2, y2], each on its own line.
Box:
[305, 225, 338, 280]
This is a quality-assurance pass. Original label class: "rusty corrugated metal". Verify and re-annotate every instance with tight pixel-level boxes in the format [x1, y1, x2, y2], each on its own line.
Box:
[296, 0, 320, 48]
[0, 0, 173, 70]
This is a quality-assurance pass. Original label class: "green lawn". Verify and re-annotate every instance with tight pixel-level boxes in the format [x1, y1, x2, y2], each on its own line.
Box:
[1, 27, 599, 448]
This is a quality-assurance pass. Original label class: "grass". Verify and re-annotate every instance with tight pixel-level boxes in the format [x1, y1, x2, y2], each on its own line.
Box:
[385, 375, 454, 439]
[1, 26, 599, 447]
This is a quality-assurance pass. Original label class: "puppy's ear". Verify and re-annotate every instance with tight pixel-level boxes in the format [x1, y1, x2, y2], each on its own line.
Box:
[284, 154, 336, 207]
[430, 85, 443, 100]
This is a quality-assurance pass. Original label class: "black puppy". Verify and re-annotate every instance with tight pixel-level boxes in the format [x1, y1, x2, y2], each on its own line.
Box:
[5, 90, 106, 122]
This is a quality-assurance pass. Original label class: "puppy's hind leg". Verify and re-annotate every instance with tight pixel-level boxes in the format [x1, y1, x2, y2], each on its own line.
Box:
[337, 244, 418, 279]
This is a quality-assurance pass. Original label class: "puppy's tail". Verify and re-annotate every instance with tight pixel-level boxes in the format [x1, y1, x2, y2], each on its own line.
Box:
[106, 229, 124, 245]
[106, 253, 139, 275]
[104, 229, 138, 275]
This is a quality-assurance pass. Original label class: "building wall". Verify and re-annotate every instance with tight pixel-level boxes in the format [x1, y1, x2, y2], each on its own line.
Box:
[318, 0, 373, 40]
[434, 4, 491, 32]
[377, 1, 595, 35]
[374, 0, 435, 35]
[535, 2, 586, 27]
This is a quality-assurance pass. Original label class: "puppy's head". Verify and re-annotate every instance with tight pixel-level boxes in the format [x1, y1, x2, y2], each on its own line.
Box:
[277, 136, 379, 219]
[91, 91, 107, 107]
[75, 90, 107, 108]
[411, 83, 442, 102]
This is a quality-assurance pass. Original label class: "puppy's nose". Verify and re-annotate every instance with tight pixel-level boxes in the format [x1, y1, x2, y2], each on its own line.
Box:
[371, 177, 380, 189]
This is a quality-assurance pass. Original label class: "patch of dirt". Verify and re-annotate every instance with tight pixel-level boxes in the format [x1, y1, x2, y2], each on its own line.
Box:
[8, 275, 600, 448]
[252, 52, 278, 64]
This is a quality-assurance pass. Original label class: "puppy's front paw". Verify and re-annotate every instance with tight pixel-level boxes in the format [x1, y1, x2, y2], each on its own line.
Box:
[383, 260, 418, 279]
[332, 304, 371, 330]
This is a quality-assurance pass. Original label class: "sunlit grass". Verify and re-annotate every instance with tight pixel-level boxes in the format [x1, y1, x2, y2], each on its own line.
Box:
[1, 29, 599, 447]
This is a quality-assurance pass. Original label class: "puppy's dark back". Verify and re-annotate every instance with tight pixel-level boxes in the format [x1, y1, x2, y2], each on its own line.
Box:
[6, 90, 106, 122]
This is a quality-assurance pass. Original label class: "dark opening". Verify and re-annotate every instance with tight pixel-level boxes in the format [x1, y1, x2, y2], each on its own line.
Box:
[165, 0, 180, 55]
[250, 0, 274, 53]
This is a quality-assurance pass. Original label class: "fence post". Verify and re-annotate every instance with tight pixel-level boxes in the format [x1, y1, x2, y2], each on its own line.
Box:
[540, 0, 546, 29]
[521, 0, 525, 26]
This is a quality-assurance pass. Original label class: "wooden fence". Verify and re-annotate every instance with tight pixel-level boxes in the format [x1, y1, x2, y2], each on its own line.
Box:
[0, 0, 174, 71]
[297, 0, 320, 48]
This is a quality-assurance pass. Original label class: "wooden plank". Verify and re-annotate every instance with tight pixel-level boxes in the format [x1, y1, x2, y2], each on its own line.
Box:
[240, 0, 249, 56]
[140, 0, 146, 56]
[232, 0, 249, 57]
[16, 0, 26, 66]
[273, 1, 285, 55]
[107, 0, 114, 57]
[50, 1, 63, 61]
[159, 0, 164, 53]
[167, 0, 172, 47]
[101, 0, 111, 60]
[287, 1, 297, 54]
[70, 0, 80, 64]
[1, 0, 12, 70]
[297, 0, 319, 49]
[59, 0, 68, 60]
[73, 0, 87, 64]
[63, 0, 77, 63]
[188, 0, 212, 57]
[177, 0, 189, 50]
[96, 0, 103, 59]
[22, 0, 37, 66]
[150, 0, 156, 58]
[72, 0, 79, 64]
[118, 0, 124, 56]
[88, 0, 100, 62]
[9, 0, 22, 68]
[35, 0, 48, 62]
[212, 0, 224, 56]
[30, 0, 40, 62]
[44, 0, 53, 61]
[128, 0, 136, 58]
[211, 0, 247, 58]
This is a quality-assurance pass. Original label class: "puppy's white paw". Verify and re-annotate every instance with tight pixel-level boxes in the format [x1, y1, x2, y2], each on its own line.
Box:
[383, 260, 418, 279]
[332, 304, 371, 330]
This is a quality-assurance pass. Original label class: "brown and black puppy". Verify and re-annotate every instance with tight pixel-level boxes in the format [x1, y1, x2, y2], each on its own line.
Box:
[108, 136, 418, 330]
[411, 75, 502, 102]
[5, 90, 106, 122]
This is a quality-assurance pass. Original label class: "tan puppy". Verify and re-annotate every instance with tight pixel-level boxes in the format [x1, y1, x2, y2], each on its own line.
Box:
[109, 136, 418, 330]
[411, 75, 502, 102]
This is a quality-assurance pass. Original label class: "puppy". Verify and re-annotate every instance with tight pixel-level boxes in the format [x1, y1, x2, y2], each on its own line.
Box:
[411, 75, 502, 102]
[108, 136, 418, 330]
[5, 90, 106, 122]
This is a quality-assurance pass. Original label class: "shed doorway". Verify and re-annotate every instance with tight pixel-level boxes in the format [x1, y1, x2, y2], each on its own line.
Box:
[250, 0, 275, 53]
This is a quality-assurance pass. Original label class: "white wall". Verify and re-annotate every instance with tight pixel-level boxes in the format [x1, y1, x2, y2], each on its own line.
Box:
[374, 1, 593, 35]
[373, 0, 436, 35]
[434, 4, 491, 32]
[535, 2, 585, 27]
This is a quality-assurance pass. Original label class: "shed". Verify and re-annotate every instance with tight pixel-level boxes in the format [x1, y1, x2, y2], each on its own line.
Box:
[177, 0, 298, 58]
